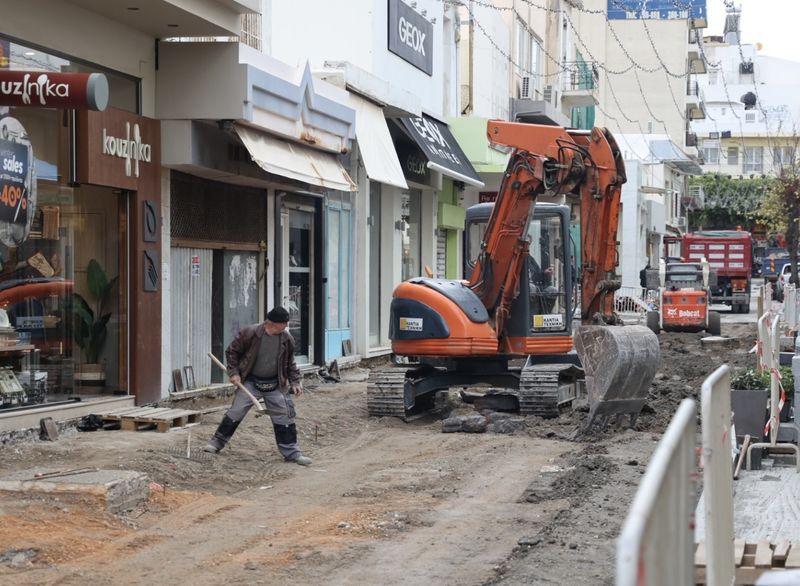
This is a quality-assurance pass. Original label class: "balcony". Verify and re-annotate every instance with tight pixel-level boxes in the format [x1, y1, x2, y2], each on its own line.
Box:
[688, 29, 700, 62]
[560, 61, 599, 108]
[70, 0, 260, 37]
[685, 131, 698, 147]
[686, 80, 706, 120]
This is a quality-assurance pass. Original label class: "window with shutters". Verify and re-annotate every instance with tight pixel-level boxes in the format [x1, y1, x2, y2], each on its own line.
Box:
[727, 147, 739, 166]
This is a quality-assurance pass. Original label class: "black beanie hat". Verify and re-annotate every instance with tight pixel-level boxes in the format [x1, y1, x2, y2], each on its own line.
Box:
[267, 306, 290, 323]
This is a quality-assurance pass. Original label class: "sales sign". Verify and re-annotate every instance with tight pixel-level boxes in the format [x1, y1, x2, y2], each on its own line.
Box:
[0, 138, 29, 225]
[191, 255, 201, 277]
[388, 0, 433, 75]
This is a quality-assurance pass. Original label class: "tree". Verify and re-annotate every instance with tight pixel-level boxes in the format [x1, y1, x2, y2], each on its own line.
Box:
[689, 173, 773, 230]
[758, 168, 800, 285]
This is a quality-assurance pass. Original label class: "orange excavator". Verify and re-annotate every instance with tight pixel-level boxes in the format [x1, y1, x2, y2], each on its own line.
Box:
[368, 121, 660, 428]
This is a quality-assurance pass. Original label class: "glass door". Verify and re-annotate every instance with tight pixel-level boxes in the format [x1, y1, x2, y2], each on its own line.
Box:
[282, 205, 314, 364]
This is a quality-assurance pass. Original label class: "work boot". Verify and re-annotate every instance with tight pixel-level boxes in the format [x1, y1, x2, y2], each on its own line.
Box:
[205, 415, 241, 453]
[286, 454, 313, 466]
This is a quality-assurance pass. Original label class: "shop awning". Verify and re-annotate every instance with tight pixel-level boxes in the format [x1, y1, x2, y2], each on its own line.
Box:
[235, 124, 356, 192]
[397, 115, 484, 187]
[447, 116, 510, 174]
[350, 94, 408, 189]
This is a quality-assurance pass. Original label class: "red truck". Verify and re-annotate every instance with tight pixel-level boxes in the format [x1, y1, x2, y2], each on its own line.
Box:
[681, 230, 753, 313]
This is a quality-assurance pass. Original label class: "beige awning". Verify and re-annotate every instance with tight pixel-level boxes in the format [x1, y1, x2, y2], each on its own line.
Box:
[350, 93, 408, 189]
[235, 124, 356, 192]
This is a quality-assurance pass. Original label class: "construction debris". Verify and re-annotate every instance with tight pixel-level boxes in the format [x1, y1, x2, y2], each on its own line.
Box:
[0, 468, 150, 514]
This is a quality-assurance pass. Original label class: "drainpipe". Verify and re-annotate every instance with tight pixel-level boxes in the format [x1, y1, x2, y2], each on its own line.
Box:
[462, 0, 474, 115]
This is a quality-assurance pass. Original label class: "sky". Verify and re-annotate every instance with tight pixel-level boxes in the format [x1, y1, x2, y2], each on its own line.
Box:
[705, 0, 800, 61]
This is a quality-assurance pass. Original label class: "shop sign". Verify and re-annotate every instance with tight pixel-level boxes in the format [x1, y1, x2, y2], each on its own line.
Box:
[102, 122, 152, 178]
[0, 71, 108, 110]
[398, 115, 483, 186]
[190, 255, 201, 277]
[388, 0, 433, 75]
[77, 108, 160, 191]
[607, 0, 706, 21]
[396, 140, 430, 184]
[0, 136, 30, 227]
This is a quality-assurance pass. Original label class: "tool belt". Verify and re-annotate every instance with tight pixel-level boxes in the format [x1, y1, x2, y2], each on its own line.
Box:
[247, 376, 279, 393]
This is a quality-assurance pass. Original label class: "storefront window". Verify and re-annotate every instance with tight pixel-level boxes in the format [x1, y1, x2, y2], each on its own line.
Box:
[0, 39, 138, 408]
[368, 183, 381, 346]
[401, 189, 422, 281]
[0, 37, 140, 114]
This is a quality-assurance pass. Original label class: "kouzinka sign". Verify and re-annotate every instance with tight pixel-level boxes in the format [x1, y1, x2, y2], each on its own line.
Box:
[0, 71, 108, 110]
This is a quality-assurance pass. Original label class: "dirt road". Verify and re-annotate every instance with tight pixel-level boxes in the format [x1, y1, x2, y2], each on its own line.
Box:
[0, 324, 756, 585]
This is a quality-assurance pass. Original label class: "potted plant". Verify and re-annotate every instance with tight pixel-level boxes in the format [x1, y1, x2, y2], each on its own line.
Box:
[731, 367, 794, 424]
[72, 259, 117, 388]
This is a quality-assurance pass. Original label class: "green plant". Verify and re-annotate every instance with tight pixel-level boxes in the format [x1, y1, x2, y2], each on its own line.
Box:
[731, 366, 795, 399]
[731, 368, 771, 390]
[72, 259, 118, 364]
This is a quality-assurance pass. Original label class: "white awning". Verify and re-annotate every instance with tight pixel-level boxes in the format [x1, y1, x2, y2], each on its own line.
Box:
[350, 94, 408, 189]
[235, 125, 356, 192]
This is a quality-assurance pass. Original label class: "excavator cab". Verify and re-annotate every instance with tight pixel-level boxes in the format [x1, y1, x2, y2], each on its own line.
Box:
[464, 202, 576, 349]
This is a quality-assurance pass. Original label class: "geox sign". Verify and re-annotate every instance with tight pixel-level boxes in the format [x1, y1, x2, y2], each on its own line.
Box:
[0, 71, 108, 110]
[102, 122, 152, 178]
[388, 0, 433, 75]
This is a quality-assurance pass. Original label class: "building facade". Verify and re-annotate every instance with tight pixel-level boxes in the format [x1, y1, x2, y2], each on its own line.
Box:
[692, 8, 800, 177]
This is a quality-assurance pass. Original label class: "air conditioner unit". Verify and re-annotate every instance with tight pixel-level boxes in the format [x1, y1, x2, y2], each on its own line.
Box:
[721, 130, 732, 138]
[543, 85, 558, 106]
[520, 76, 532, 99]
[709, 131, 720, 138]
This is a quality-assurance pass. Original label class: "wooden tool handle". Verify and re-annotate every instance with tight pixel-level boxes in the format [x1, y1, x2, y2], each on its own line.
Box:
[207, 352, 266, 414]
[734, 434, 751, 480]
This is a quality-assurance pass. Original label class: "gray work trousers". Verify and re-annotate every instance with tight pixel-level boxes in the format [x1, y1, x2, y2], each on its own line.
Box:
[223, 381, 300, 460]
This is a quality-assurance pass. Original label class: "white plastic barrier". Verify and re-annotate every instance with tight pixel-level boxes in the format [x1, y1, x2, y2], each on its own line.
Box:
[614, 286, 652, 315]
[783, 284, 797, 331]
[616, 399, 697, 586]
[748, 313, 800, 469]
[700, 365, 735, 586]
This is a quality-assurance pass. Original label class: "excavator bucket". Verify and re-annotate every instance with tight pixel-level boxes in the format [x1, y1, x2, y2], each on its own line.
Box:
[574, 325, 661, 428]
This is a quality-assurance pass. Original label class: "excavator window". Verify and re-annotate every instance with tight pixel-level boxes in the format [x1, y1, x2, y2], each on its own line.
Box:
[527, 214, 567, 331]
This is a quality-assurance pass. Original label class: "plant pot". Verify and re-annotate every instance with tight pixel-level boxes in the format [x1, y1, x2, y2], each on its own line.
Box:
[731, 388, 769, 441]
[74, 363, 106, 387]
[780, 395, 793, 423]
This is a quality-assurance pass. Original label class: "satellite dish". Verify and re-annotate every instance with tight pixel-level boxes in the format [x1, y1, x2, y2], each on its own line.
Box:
[741, 92, 757, 107]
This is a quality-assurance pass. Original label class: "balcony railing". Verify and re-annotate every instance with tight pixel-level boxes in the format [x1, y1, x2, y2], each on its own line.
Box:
[685, 132, 698, 147]
[561, 61, 598, 92]
[688, 29, 699, 44]
[686, 80, 700, 97]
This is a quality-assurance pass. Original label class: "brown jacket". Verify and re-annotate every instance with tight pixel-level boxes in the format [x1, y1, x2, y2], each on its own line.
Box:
[225, 322, 301, 391]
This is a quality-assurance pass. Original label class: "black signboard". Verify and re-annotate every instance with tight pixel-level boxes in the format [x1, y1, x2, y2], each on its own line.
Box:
[388, 0, 433, 76]
[0, 138, 29, 225]
[398, 115, 483, 187]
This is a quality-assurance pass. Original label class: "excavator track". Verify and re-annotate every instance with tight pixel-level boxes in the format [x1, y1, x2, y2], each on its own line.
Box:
[517, 364, 580, 418]
[367, 368, 408, 418]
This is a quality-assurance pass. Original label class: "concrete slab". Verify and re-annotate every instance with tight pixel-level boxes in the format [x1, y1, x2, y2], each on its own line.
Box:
[696, 463, 800, 542]
[701, 336, 737, 348]
[0, 468, 149, 514]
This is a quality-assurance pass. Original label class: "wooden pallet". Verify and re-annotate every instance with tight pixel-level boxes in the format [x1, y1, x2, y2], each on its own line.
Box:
[695, 539, 800, 585]
[95, 406, 202, 433]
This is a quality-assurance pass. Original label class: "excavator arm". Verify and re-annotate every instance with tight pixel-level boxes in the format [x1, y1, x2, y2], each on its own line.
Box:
[483, 122, 660, 428]
[469, 122, 584, 337]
